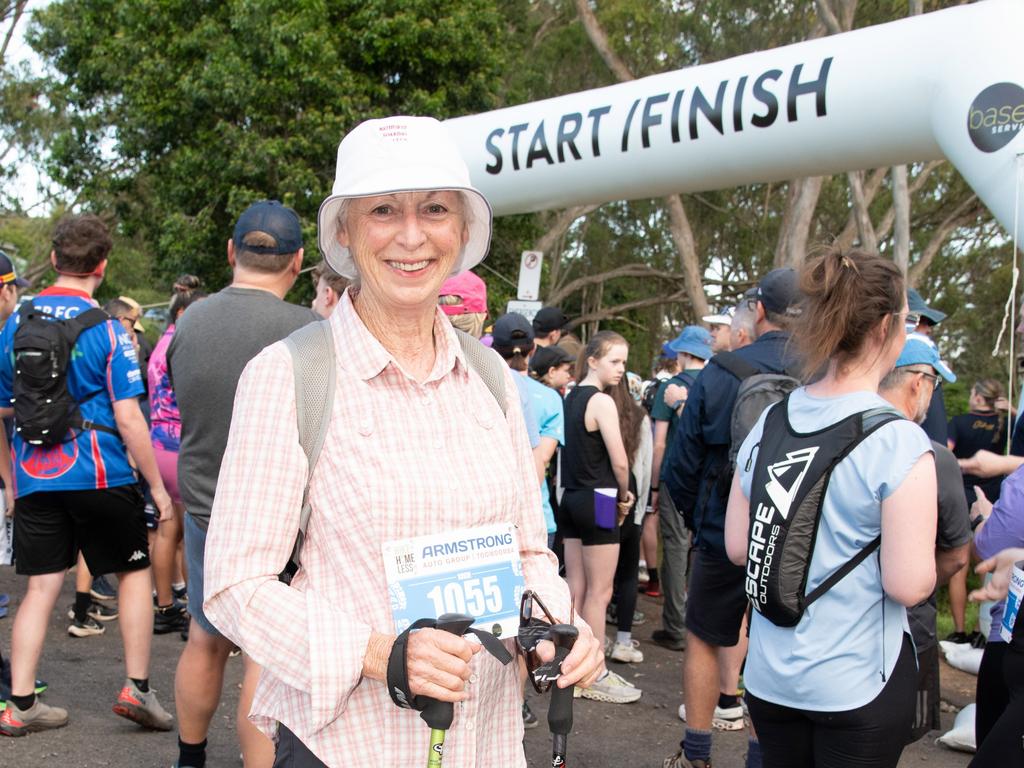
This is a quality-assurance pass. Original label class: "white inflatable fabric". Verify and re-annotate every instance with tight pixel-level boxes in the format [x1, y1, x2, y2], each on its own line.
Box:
[446, 0, 1024, 238]
[936, 703, 977, 754]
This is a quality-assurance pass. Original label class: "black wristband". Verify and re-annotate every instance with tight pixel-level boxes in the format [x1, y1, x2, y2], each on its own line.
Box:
[386, 618, 434, 711]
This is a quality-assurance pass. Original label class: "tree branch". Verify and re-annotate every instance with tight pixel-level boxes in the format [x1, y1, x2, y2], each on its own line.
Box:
[568, 290, 690, 329]
[846, 170, 879, 251]
[814, 0, 843, 35]
[891, 165, 910, 272]
[535, 204, 599, 255]
[906, 195, 983, 287]
[775, 176, 825, 267]
[0, 0, 27, 66]
[664, 194, 709, 317]
[547, 262, 684, 306]
[573, 0, 634, 82]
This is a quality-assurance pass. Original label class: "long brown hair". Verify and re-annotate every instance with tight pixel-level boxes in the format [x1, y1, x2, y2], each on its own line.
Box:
[609, 376, 644, 470]
[794, 247, 904, 380]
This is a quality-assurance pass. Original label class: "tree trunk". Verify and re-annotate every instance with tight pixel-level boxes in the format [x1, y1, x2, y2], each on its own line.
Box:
[775, 176, 825, 268]
[891, 165, 910, 272]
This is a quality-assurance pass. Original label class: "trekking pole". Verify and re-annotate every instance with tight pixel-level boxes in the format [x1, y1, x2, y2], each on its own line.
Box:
[420, 613, 476, 768]
[546, 623, 578, 768]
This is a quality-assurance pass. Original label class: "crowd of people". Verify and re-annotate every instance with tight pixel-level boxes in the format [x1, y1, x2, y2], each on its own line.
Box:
[0, 113, 1020, 768]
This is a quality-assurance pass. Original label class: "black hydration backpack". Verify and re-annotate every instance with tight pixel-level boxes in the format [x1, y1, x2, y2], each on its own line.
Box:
[12, 302, 118, 446]
[743, 394, 902, 627]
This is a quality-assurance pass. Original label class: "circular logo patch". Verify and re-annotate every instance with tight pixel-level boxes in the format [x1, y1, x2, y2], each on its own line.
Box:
[967, 82, 1024, 153]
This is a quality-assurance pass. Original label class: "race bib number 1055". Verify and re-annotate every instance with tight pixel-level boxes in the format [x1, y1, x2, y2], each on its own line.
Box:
[382, 524, 525, 638]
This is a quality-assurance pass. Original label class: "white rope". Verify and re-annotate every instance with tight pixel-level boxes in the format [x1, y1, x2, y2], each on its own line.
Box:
[994, 152, 1024, 451]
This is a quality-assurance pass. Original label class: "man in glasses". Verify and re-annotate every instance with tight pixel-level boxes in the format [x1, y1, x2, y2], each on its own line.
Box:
[878, 336, 969, 744]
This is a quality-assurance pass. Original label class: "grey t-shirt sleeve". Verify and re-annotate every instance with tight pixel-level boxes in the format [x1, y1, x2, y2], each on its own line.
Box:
[932, 442, 970, 550]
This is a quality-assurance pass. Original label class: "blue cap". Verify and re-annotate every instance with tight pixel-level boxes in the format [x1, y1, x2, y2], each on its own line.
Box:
[660, 341, 676, 359]
[895, 337, 956, 382]
[907, 288, 947, 325]
[668, 325, 713, 360]
[233, 200, 303, 255]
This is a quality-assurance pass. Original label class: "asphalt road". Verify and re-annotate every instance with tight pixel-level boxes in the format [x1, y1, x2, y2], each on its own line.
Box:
[0, 571, 976, 767]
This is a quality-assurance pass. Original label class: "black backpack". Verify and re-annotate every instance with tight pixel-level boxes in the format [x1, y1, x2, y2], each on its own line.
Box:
[744, 394, 903, 627]
[12, 303, 119, 446]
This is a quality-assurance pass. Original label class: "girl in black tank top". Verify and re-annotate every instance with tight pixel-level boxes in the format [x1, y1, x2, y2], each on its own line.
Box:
[558, 332, 642, 704]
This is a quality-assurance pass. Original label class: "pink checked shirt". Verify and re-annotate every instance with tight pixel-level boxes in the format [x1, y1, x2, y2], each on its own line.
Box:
[203, 290, 572, 767]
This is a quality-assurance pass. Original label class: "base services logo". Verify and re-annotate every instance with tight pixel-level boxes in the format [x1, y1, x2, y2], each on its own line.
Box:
[968, 82, 1024, 153]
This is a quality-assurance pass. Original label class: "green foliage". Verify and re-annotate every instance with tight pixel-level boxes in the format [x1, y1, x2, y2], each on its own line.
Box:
[27, 0, 508, 289]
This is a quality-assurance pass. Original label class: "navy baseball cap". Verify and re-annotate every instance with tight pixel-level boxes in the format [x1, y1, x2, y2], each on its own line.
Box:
[895, 337, 955, 382]
[668, 325, 713, 360]
[492, 312, 535, 350]
[756, 268, 802, 317]
[0, 250, 28, 287]
[533, 306, 570, 335]
[233, 200, 303, 255]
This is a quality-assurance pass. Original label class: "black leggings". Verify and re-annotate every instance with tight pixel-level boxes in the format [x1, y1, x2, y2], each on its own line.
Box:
[274, 725, 328, 767]
[974, 641, 1009, 747]
[971, 642, 1024, 768]
[612, 519, 641, 632]
[746, 634, 917, 768]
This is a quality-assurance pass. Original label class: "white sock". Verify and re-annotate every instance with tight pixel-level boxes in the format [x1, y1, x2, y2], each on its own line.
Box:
[616, 631, 631, 645]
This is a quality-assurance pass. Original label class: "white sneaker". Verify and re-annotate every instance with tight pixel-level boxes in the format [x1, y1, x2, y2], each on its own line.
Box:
[609, 639, 644, 663]
[678, 702, 745, 731]
[577, 670, 642, 704]
[638, 561, 650, 584]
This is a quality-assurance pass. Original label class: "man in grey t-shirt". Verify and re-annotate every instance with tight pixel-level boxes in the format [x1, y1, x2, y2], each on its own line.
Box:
[879, 338, 969, 742]
[168, 200, 316, 768]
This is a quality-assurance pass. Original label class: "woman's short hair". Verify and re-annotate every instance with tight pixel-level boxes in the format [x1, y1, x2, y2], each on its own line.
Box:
[793, 247, 904, 380]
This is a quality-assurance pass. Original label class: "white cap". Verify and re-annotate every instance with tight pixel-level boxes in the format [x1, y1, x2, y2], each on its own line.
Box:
[702, 313, 732, 326]
[317, 116, 493, 280]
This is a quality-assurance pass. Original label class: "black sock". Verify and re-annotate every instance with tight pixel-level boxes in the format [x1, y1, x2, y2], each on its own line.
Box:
[718, 692, 739, 709]
[10, 692, 35, 711]
[648, 567, 659, 583]
[177, 737, 207, 768]
[74, 591, 92, 622]
[130, 677, 149, 693]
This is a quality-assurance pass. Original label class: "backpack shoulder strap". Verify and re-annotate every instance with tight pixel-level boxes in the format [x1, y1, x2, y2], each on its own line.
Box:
[802, 407, 904, 609]
[282, 320, 336, 576]
[453, 328, 508, 416]
[712, 351, 760, 381]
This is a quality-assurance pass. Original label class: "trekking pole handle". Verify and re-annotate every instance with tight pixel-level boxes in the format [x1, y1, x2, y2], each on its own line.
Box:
[547, 623, 578, 767]
[419, 613, 475, 731]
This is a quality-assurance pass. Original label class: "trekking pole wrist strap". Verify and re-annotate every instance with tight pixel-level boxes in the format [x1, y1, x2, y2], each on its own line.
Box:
[386, 618, 513, 711]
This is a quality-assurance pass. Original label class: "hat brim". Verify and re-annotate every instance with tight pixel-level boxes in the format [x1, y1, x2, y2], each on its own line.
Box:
[932, 359, 956, 383]
[133, 320, 145, 332]
[920, 308, 947, 325]
[317, 175, 492, 281]
[669, 341, 712, 360]
[702, 314, 731, 326]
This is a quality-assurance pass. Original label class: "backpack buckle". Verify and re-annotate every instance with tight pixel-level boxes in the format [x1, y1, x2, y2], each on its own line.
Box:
[80, 419, 94, 431]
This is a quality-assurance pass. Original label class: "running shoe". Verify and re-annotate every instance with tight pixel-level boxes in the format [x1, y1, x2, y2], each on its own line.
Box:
[112, 679, 173, 731]
[153, 603, 189, 635]
[651, 629, 686, 651]
[678, 702, 745, 731]
[944, 630, 970, 644]
[606, 604, 647, 627]
[66, 603, 118, 623]
[663, 750, 711, 768]
[575, 670, 641, 704]
[522, 701, 539, 730]
[638, 562, 650, 584]
[0, 698, 68, 736]
[68, 616, 105, 637]
[172, 584, 188, 603]
[90, 575, 117, 602]
[640, 581, 662, 598]
[608, 639, 644, 664]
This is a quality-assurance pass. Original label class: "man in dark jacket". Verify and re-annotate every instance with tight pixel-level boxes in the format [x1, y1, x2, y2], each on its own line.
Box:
[662, 269, 801, 768]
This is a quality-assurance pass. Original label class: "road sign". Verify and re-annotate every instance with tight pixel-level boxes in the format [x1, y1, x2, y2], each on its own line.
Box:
[517, 250, 543, 301]
[507, 300, 543, 324]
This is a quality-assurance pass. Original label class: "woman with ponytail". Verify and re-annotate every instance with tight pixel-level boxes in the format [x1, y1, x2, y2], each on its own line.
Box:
[723, 247, 938, 767]
[149, 275, 206, 633]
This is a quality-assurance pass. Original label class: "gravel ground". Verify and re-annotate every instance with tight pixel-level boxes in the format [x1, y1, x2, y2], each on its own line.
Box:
[0, 571, 976, 767]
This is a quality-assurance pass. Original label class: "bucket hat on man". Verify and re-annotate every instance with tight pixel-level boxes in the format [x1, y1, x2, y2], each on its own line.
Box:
[317, 116, 492, 280]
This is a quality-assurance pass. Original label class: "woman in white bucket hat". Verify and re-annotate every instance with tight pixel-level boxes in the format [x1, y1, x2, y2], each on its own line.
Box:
[202, 116, 604, 767]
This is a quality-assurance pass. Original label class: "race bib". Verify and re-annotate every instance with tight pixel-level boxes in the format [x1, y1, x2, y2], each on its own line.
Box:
[382, 523, 525, 638]
[999, 560, 1024, 644]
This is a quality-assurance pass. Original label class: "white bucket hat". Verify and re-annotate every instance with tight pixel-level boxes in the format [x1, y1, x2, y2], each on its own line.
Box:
[317, 116, 492, 280]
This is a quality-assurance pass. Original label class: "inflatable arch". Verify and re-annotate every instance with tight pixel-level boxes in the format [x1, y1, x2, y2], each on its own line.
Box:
[445, 0, 1023, 239]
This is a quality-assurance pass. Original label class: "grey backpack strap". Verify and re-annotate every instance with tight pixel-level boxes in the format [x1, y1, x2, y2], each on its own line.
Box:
[282, 320, 336, 578]
[454, 328, 508, 416]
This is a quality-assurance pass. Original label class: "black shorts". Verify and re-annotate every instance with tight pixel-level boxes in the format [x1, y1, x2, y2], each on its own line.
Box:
[907, 643, 941, 743]
[684, 548, 748, 647]
[13, 485, 151, 576]
[557, 488, 620, 546]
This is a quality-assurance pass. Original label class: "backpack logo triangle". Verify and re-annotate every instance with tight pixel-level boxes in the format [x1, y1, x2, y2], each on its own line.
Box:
[764, 447, 818, 521]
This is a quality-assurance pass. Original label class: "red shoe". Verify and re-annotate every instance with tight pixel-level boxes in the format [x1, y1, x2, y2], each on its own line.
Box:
[641, 582, 662, 598]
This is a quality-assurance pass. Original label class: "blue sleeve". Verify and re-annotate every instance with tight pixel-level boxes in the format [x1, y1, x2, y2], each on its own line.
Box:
[107, 321, 145, 401]
[516, 378, 540, 449]
[538, 391, 564, 445]
[872, 420, 933, 501]
[0, 313, 16, 407]
[663, 372, 707, 513]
